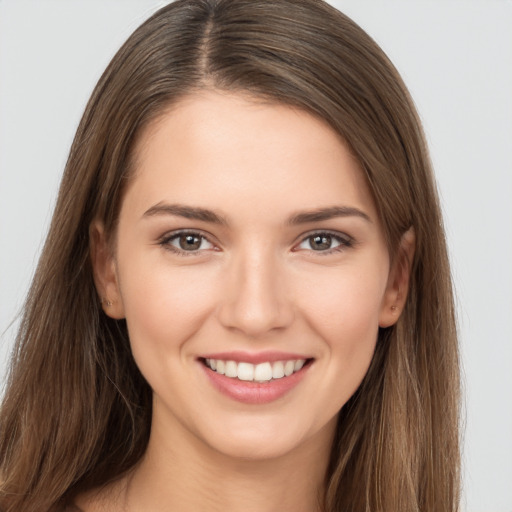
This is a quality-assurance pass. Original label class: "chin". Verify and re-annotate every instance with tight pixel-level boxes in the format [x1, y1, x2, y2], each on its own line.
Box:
[195, 414, 336, 463]
[208, 433, 306, 461]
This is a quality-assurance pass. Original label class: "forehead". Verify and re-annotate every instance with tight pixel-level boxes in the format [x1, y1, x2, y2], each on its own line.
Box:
[124, 90, 378, 223]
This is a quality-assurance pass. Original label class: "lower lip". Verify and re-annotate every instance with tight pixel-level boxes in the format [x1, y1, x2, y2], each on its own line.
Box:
[200, 361, 311, 404]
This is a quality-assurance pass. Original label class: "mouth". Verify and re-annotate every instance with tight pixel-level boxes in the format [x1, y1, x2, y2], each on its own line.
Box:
[201, 357, 311, 383]
[198, 354, 314, 404]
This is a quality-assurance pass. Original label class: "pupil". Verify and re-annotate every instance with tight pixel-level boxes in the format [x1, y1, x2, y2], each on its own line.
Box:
[180, 234, 201, 250]
[311, 234, 331, 250]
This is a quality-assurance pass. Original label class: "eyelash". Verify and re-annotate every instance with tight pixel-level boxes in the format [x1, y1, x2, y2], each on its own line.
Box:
[294, 230, 354, 255]
[158, 230, 216, 257]
[158, 230, 354, 256]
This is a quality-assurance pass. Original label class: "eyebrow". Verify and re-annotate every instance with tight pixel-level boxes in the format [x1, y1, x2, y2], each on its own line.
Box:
[142, 202, 371, 225]
[287, 206, 372, 225]
[143, 202, 228, 225]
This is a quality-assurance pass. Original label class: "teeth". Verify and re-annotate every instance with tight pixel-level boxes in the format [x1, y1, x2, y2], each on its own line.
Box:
[254, 362, 272, 381]
[272, 361, 285, 379]
[205, 358, 307, 382]
[284, 360, 295, 376]
[225, 360, 237, 378]
[237, 362, 255, 381]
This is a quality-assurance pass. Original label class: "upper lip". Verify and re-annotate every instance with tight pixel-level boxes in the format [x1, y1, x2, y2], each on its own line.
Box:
[199, 351, 312, 365]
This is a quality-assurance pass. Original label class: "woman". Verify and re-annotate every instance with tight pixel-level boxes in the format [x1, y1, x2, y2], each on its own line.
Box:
[0, 1, 460, 511]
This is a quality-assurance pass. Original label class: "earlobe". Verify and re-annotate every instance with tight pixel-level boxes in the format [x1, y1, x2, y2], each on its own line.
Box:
[378, 227, 415, 328]
[89, 220, 125, 319]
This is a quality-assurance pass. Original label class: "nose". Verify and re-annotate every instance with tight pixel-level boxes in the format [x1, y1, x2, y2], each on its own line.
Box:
[216, 248, 294, 338]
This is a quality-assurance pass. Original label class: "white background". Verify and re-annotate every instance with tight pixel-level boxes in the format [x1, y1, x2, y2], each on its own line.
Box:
[0, 1, 511, 511]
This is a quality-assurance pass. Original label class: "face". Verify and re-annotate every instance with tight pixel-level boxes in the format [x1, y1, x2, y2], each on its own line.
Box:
[94, 91, 404, 461]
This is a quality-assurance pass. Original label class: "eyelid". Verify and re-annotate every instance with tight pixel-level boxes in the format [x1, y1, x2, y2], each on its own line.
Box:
[292, 229, 354, 254]
[157, 228, 354, 256]
[158, 229, 219, 256]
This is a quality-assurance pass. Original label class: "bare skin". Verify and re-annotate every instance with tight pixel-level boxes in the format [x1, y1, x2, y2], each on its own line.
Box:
[75, 415, 333, 512]
[82, 91, 413, 512]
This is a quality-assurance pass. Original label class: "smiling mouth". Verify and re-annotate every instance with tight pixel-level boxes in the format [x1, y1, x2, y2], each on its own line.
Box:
[201, 358, 312, 383]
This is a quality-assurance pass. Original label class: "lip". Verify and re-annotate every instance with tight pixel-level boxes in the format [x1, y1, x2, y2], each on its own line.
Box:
[198, 354, 313, 405]
[200, 350, 311, 365]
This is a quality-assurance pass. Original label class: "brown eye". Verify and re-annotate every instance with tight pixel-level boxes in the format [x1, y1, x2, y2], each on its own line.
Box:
[179, 234, 202, 251]
[309, 234, 333, 251]
[160, 231, 215, 254]
[296, 232, 352, 253]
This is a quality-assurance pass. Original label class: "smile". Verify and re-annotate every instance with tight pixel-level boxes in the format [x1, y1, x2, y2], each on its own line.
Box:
[199, 352, 313, 404]
[204, 358, 306, 382]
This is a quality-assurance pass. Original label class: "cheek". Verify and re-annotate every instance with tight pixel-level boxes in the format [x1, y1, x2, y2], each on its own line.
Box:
[117, 255, 218, 363]
[296, 263, 387, 384]
[301, 263, 387, 333]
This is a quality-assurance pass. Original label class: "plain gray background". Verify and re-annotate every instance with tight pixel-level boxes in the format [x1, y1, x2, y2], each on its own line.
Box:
[0, 1, 511, 511]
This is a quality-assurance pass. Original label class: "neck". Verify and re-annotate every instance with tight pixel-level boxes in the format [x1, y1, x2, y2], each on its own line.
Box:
[124, 408, 335, 512]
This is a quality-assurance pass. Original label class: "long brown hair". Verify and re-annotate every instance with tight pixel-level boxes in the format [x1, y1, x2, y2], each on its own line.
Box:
[0, 1, 460, 511]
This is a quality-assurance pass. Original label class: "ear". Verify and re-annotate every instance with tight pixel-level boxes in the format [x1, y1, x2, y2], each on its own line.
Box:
[378, 227, 415, 328]
[89, 220, 125, 319]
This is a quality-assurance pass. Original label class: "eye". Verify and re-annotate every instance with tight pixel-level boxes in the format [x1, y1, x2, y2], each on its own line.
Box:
[295, 232, 353, 253]
[159, 231, 215, 255]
